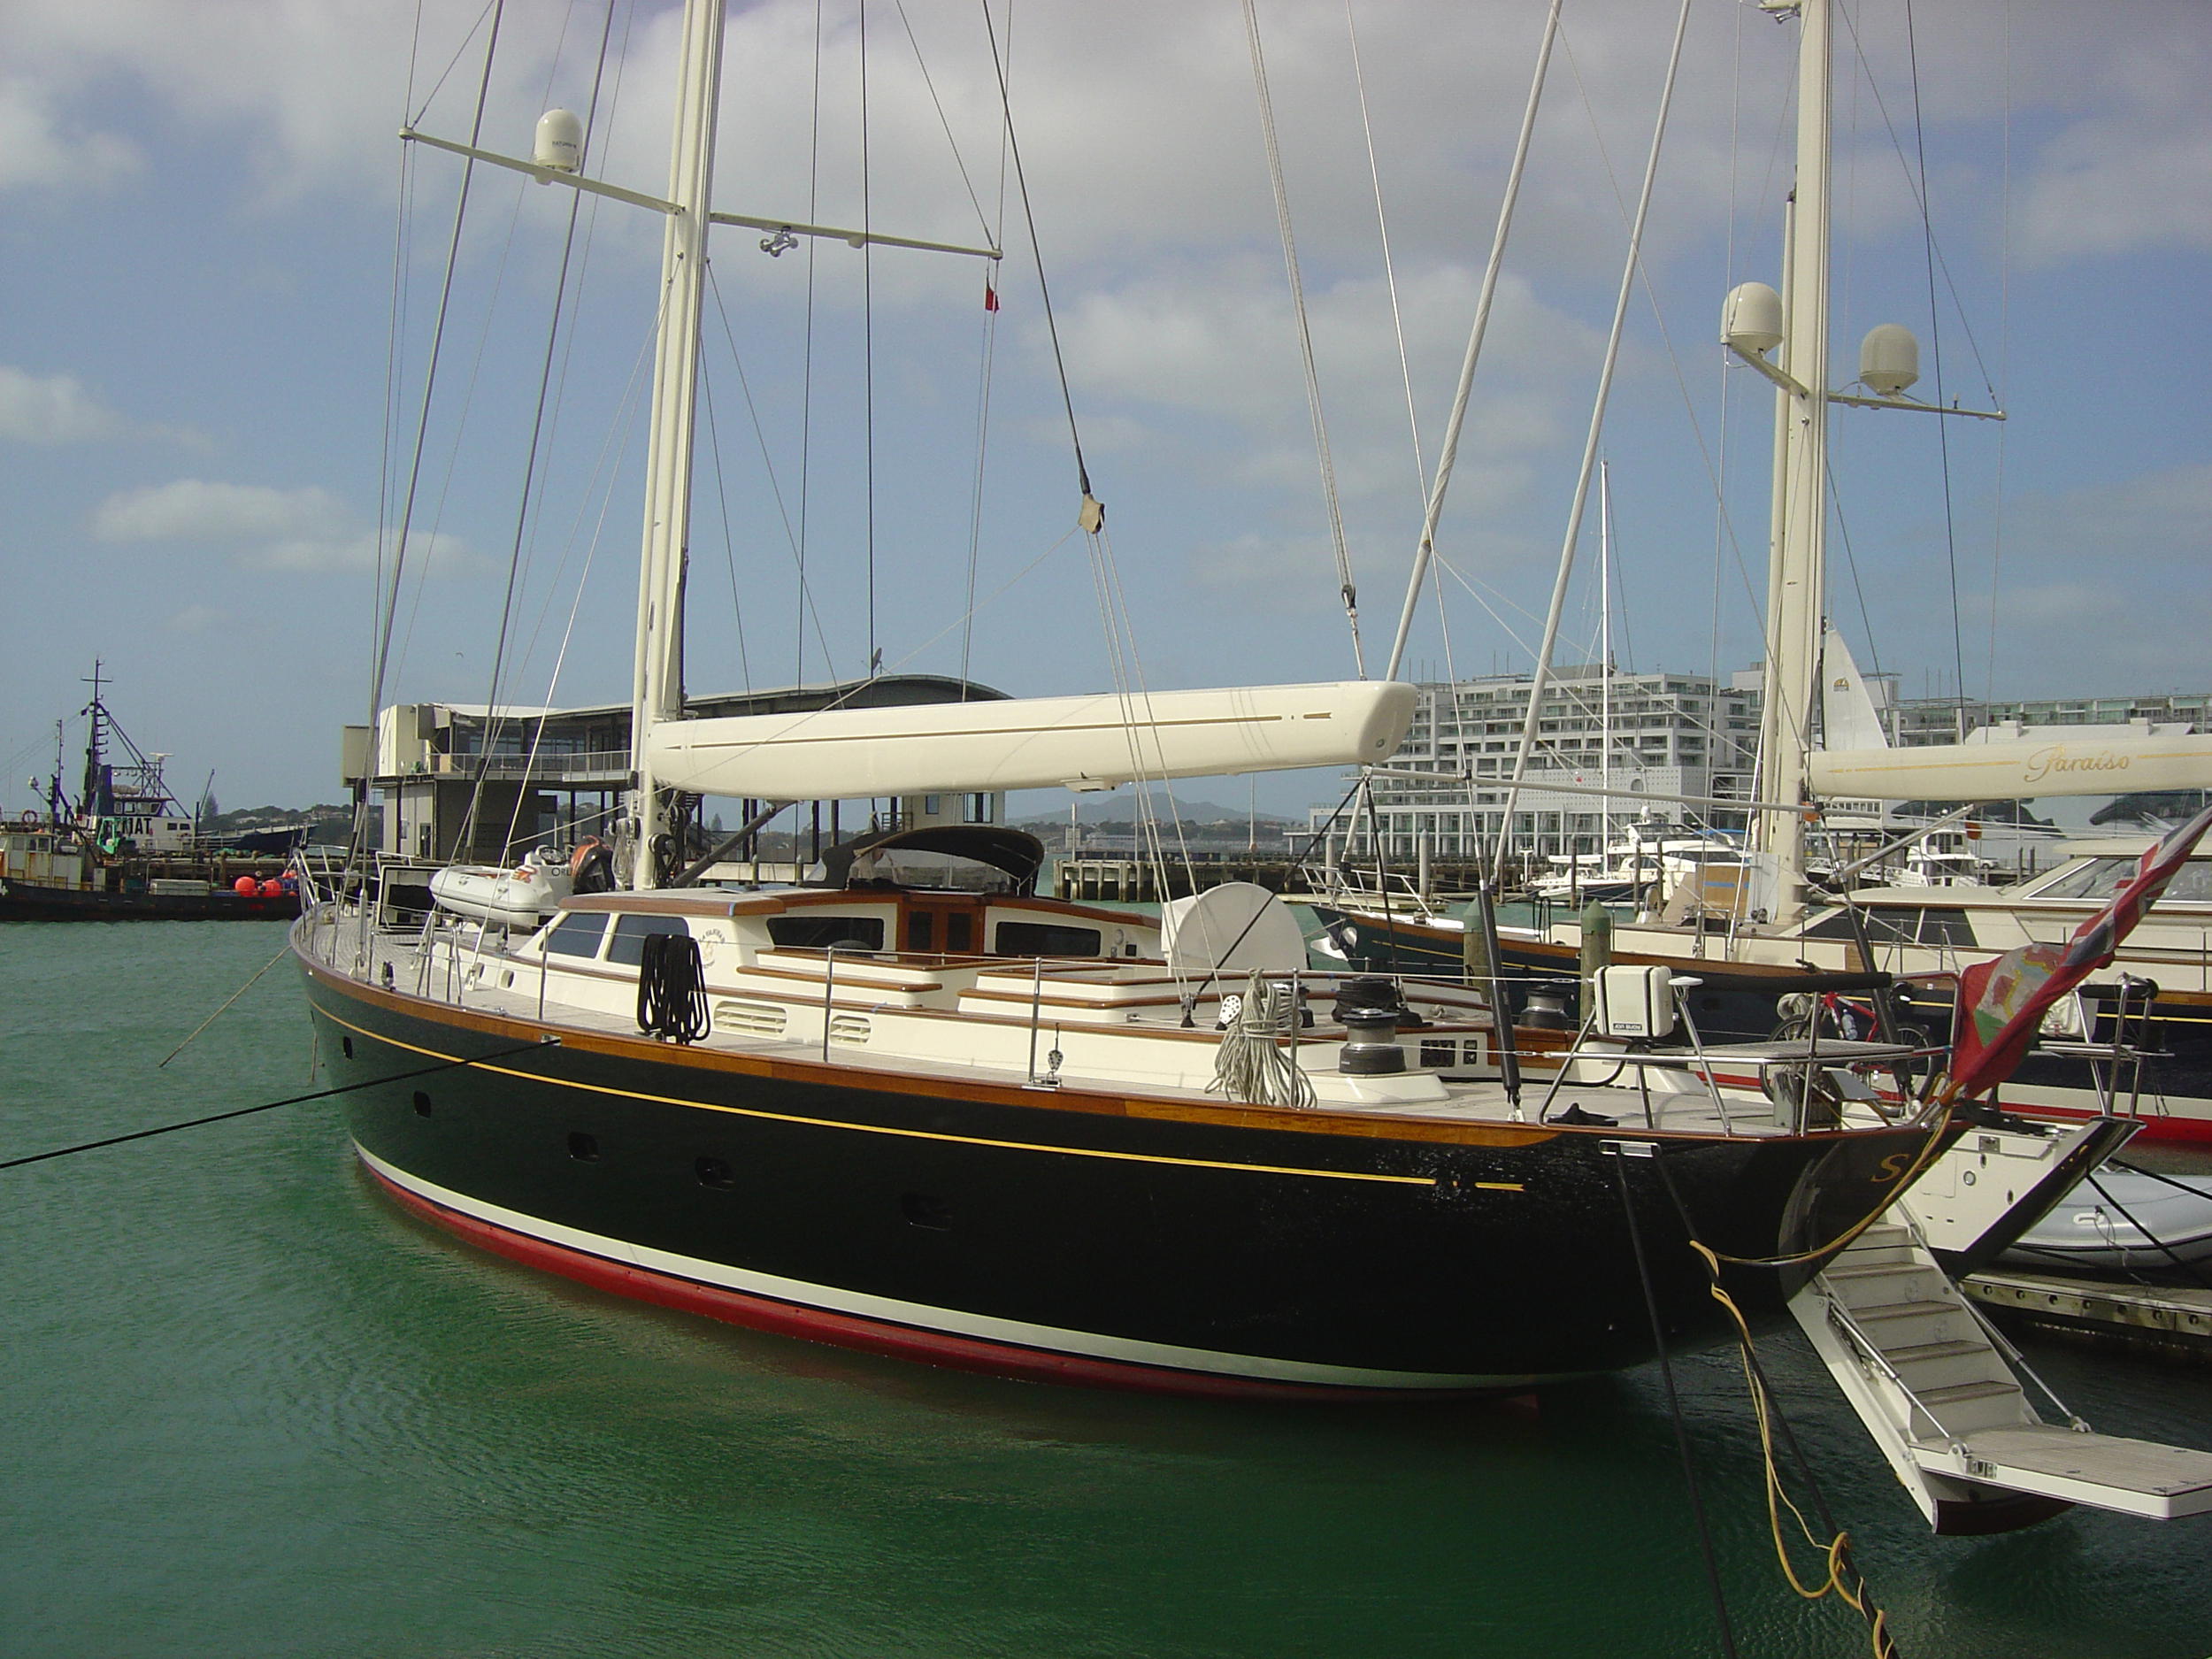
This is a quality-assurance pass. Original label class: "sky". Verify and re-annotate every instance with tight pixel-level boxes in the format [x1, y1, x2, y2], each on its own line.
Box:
[2, 0, 2208, 819]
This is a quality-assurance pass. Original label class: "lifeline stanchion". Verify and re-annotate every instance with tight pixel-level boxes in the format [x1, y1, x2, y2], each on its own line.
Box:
[1, 1037, 560, 1171]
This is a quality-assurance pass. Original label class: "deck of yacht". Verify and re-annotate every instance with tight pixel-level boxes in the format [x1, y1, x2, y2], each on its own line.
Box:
[306, 914, 1920, 1142]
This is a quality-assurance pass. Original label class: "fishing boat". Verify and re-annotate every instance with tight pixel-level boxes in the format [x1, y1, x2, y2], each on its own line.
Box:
[3, 663, 298, 923]
[288, 0, 1964, 1401]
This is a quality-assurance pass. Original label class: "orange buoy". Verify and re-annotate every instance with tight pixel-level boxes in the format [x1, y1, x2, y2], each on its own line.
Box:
[258, 879, 284, 898]
[234, 875, 259, 896]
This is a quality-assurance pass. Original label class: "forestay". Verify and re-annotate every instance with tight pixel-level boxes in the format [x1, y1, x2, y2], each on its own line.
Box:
[643, 680, 1416, 799]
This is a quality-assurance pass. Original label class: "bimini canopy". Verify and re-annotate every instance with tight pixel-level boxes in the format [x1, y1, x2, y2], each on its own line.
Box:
[816, 824, 1047, 892]
[643, 681, 1416, 801]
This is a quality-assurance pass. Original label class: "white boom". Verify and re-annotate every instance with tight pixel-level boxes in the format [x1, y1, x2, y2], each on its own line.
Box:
[643, 681, 1417, 801]
[1809, 733, 2212, 801]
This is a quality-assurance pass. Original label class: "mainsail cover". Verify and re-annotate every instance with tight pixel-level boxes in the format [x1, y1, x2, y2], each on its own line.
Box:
[1942, 802, 2212, 1102]
[643, 680, 1417, 800]
[1809, 732, 2212, 801]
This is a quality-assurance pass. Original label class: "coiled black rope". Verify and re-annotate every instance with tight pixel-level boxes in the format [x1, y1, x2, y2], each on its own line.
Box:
[0, 1037, 559, 1171]
[637, 932, 710, 1044]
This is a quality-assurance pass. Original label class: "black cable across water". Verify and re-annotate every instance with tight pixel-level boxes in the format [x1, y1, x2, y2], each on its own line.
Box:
[0, 1039, 560, 1171]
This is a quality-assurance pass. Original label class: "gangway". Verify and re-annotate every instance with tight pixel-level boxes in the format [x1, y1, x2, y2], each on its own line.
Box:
[1792, 1219, 2212, 1532]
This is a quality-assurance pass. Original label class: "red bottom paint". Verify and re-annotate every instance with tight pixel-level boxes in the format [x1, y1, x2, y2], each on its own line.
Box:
[363, 1158, 1507, 1403]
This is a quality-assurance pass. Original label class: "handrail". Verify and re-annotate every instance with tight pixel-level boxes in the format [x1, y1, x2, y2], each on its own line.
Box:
[1887, 1214, 2090, 1432]
[1820, 1294, 1969, 1457]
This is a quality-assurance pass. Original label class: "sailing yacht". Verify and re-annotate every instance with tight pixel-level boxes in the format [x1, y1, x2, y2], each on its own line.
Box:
[286, 0, 1961, 1399]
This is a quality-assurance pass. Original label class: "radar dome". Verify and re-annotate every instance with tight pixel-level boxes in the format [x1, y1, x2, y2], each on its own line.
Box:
[1859, 323, 1919, 396]
[534, 109, 583, 174]
[1722, 281, 1783, 356]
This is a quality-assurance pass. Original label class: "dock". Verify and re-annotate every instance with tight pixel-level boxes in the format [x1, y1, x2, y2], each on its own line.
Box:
[1963, 1269, 2212, 1362]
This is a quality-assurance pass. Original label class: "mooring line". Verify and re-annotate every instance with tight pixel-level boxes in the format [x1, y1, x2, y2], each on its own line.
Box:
[157, 943, 294, 1068]
[2, 1038, 558, 1171]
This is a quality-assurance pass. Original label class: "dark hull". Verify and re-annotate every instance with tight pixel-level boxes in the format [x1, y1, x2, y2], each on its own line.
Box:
[1315, 904, 2212, 1142]
[297, 937, 1943, 1396]
[0, 880, 298, 922]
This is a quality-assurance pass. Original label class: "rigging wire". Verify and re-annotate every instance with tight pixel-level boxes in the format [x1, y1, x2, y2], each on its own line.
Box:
[1558, 20, 1810, 778]
[861, 0, 879, 674]
[408, 0, 501, 128]
[1241, 0, 1364, 677]
[797, 0, 825, 684]
[1709, 0, 1745, 716]
[1987, 4, 2013, 708]
[892, 0, 996, 244]
[1496, 0, 1694, 885]
[461, 0, 619, 859]
[1381, 0, 1559, 683]
[1344, 0, 1425, 500]
[698, 360, 755, 693]
[962, 0, 1014, 693]
[1904, 0, 1970, 733]
[982, 0, 1095, 508]
[362, 0, 505, 876]
[704, 262, 838, 680]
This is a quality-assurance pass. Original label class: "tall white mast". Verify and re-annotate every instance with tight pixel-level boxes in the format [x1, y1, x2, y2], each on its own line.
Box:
[1751, 0, 1832, 916]
[629, 0, 727, 887]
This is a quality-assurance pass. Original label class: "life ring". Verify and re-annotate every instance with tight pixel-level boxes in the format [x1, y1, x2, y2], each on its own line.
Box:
[18, 810, 36, 827]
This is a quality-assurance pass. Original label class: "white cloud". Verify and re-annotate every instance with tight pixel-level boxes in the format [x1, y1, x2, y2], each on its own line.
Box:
[91, 479, 473, 575]
[93, 480, 347, 543]
[0, 76, 139, 192]
[0, 366, 127, 442]
[165, 603, 222, 634]
[0, 365, 204, 447]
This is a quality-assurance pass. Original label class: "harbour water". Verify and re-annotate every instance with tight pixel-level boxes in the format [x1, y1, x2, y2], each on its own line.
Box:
[4, 921, 2210, 1656]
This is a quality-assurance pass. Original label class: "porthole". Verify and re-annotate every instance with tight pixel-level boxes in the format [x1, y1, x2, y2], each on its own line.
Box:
[901, 1192, 952, 1231]
[342, 1036, 354, 1060]
[412, 1090, 432, 1118]
[567, 1132, 600, 1162]
[695, 1156, 733, 1189]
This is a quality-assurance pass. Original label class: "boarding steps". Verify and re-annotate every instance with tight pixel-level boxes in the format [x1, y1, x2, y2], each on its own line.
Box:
[1790, 1220, 2212, 1533]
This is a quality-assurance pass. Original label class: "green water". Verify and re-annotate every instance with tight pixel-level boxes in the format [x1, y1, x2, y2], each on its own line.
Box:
[4, 922, 2210, 1657]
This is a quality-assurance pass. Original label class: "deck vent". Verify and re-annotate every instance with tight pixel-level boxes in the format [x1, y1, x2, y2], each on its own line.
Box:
[828, 1013, 872, 1048]
[412, 1090, 432, 1117]
[567, 1132, 600, 1162]
[695, 1156, 733, 1189]
[714, 1000, 789, 1040]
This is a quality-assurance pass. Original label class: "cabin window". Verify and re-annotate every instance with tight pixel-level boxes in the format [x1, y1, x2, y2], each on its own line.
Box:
[767, 914, 886, 951]
[1914, 908, 1977, 947]
[2031, 856, 2133, 901]
[995, 920, 1102, 957]
[546, 911, 609, 958]
[607, 913, 690, 966]
[944, 912, 972, 953]
[908, 910, 933, 952]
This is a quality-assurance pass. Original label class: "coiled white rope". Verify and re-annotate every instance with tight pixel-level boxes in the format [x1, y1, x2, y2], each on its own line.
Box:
[1207, 971, 1317, 1110]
